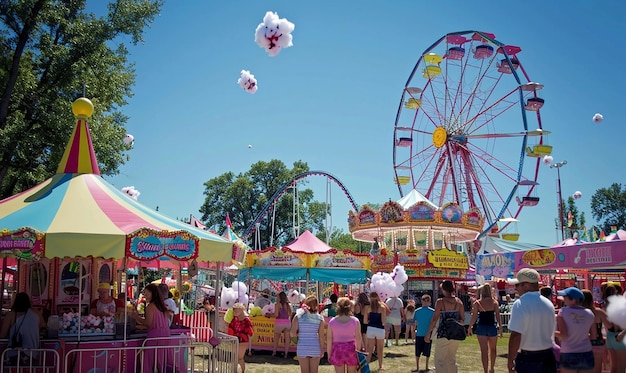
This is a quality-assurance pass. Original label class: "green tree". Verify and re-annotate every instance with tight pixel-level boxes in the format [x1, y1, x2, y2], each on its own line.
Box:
[0, 0, 163, 198]
[199, 160, 329, 248]
[590, 183, 626, 234]
[324, 229, 370, 253]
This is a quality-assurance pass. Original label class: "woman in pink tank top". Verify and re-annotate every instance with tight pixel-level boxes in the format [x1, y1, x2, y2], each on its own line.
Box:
[273, 291, 293, 357]
[327, 297, 363, 373]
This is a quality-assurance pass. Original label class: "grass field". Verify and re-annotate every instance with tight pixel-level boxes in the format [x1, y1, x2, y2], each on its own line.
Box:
[241, 334, 511, 373]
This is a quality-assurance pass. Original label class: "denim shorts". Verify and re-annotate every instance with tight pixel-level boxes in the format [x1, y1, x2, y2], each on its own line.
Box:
[474, 324, 497, 337]
[560, 351, 594, 370]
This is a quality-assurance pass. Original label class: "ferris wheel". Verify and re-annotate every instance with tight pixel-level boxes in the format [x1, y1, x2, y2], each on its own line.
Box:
[392, 31, 549, 237]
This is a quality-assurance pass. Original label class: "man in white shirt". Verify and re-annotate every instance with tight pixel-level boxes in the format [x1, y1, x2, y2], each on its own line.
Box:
[506, 268, 557, 373]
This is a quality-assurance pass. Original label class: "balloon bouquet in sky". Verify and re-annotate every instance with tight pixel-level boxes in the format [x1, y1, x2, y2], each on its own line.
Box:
[592, 113, 604, 123]
[236, 11, 295, 95]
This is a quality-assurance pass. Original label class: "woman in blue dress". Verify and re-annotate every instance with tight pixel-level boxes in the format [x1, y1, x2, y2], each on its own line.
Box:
[291, 295, 324, 373]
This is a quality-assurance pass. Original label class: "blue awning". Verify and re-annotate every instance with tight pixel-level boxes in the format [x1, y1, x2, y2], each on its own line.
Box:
[238, 267, 308, 282]
[309, 268, 369, 284]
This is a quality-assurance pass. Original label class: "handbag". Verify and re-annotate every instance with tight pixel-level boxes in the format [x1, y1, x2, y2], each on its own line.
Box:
[442, 299, 466, 341]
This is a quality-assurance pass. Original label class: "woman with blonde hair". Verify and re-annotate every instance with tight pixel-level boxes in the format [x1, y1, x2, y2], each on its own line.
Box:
[363, 292, 387, 371]
[291, 295, 324, 373]
[468, 283, 502, 373]
[272, 291, 293, 358]
[327, 297, 362, 373]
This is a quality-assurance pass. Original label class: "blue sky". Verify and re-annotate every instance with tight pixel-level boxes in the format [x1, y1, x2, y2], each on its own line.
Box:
[104, 1, 625, 247]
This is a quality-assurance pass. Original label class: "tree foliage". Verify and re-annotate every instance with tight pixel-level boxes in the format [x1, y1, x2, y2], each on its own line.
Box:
[200, 159, 333, 248]
[590, 183, 626, 233]
[0, 0, 163, 199]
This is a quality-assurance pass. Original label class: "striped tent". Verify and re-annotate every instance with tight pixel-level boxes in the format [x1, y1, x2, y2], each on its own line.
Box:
[0, 98, 233, 262]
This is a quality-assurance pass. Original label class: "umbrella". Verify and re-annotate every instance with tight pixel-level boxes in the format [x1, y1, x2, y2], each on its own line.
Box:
[0, 98, 233, 263]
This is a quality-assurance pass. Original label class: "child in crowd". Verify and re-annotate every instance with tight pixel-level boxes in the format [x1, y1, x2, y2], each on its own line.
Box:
[404, 300, 416, 344]
[412, 294, 435, 373]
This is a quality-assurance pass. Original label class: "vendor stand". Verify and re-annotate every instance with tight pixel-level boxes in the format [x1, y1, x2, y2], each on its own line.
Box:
[0, 98, 236, 372]
[239, 230, 370, 352]
[476, 237, 626, 302]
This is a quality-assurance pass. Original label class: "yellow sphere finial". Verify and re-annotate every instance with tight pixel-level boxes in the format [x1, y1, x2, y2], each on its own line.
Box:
[72, 97, 94, 118]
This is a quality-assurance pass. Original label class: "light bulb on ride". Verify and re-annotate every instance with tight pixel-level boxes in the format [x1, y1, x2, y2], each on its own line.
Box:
[592, 113, 603, 123]
[542, 155, 553, 165]
[573, 191, 582, 199]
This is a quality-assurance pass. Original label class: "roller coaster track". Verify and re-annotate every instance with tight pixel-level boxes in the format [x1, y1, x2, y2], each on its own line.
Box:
[241, 171, 359, 239]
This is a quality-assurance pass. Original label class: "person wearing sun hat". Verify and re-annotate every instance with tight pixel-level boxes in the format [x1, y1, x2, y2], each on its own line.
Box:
[90, 283, 124, 317]
[555, 287, 595, 372]
[506, 268, 557, 373]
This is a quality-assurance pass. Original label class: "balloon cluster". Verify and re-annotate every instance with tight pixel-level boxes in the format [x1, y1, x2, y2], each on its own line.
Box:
[606, 295, 626, 334]
[592, 113, 604, 123]
[542, 155, 553, 165]
[123, 134, 134, 147]
[220, 281, 249, 310]
[237, 70, 258, 94]
[236, 11, 296, 94]
[369, 265, 408, 300]
[573, 191, 582, 199]
[288, 289, 306, 304]
[121, 186, 140, 200]
[254, 11, 295, 57]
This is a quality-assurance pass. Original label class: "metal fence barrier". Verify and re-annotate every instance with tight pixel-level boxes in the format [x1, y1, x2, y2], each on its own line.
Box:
[0, 347, 61, 373]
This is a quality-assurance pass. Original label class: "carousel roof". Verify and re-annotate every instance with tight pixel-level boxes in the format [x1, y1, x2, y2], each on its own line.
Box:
[397, 189, 439, 210]
[0, 98, 233, 262]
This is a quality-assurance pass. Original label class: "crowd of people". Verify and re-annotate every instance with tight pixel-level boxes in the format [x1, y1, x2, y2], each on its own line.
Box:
[226, 273, 626, 373]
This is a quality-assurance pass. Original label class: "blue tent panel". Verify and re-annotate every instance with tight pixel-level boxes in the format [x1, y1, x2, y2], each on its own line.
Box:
[239, 267, 308, 282]
[309, 268, 369, 284]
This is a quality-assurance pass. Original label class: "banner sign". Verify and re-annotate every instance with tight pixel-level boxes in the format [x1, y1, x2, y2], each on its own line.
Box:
[0, 228, 44, 257]
[126, 228, 198, 261]
[246, 247, 308, 268]
[313, 249, 370, 269]
[428, 248, 469, 269]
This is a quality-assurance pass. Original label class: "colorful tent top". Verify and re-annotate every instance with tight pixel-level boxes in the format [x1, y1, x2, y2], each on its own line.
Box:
[282, 230, 333, 254]
[0, 98, 233, 262]
[222, 226, 249, 264]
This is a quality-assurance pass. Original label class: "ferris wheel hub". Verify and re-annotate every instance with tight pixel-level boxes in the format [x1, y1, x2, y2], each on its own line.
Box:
[432, 127, 447, 148]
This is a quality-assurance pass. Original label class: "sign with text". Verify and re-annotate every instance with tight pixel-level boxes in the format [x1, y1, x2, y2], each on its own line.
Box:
[0, 228, 44, 257]
[313, 249, 370, 269]
[126, 228, 198, 261]
[246, 247, 308, 268]
[427, 249, 469, 269]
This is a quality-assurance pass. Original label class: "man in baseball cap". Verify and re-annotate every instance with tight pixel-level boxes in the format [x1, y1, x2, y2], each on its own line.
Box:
[507, 268, 557, 372]
[506, 268, 540, 285]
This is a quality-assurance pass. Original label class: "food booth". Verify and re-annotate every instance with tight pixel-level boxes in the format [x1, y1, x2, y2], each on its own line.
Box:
[476, 238, 626, 301]
[0, 98, 235, 372]
[239, 230, 370, 352]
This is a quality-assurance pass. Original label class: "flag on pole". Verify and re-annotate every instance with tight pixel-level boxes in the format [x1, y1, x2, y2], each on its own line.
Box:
[189, 214, 206, 230]
[225, 213, 233, 228]
[567, 211, 573, 228]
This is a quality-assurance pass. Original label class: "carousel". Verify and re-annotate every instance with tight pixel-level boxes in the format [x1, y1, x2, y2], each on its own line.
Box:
[348, 189, 484, 287]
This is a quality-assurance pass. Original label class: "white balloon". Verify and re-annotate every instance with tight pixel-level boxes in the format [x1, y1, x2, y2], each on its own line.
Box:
[592, 113, 604, 123]
[573, 191, 582, 199]
[248, 144, 252, 148]
[542, 155, 553, 165]
[123, 134, 134, 146]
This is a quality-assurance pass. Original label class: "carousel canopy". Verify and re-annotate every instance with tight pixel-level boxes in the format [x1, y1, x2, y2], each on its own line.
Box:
[0, 98, 233, 262]
[397, 189, 439, 210]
